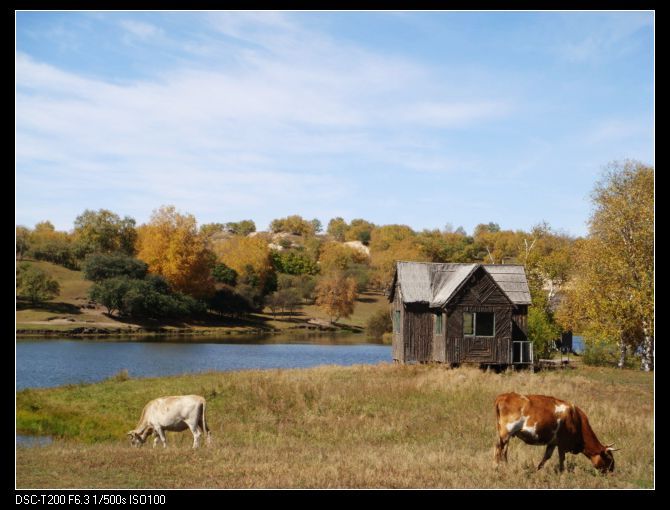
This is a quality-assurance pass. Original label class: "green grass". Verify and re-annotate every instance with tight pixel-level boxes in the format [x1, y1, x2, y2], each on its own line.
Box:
[16, 364, 654, 488]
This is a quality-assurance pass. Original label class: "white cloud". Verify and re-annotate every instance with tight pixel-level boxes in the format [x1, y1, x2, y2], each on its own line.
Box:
[16, 14, 514, 229]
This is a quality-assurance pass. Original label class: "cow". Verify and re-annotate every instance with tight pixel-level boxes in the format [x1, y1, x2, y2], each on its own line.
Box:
[494, 393, 618, 473]
[127, 395, 212, 449]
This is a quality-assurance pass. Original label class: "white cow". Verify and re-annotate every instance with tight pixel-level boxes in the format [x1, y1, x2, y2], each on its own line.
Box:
[127, 395, 212, 449]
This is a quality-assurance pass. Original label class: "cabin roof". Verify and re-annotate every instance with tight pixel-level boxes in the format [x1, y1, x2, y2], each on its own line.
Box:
[390, 261, 532, 306]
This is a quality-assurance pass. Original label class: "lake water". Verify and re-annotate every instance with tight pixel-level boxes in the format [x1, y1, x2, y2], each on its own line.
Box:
[16, 334, 391, 390]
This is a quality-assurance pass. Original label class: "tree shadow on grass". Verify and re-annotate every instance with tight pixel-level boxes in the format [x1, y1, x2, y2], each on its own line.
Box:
[16, 300, 81, 315]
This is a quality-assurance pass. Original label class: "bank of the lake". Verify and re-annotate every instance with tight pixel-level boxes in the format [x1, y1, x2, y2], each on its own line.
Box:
[16, 363, 653, 489]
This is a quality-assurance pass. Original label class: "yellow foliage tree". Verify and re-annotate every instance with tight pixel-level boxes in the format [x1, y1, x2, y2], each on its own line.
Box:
[369, 225, 427, 289]
[136, 206, 215, 298]
[318, 241, 369, 272]
[315, 272, 357, 323]
[212, 236, 274, 292]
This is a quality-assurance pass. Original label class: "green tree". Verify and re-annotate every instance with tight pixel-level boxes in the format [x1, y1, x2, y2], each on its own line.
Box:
[212, 263, 238, 286]
[16, 263, 60, 305]
[73, 209, 137, 256]
[225, 220, 256, 236]
[82, 253, 148, 281]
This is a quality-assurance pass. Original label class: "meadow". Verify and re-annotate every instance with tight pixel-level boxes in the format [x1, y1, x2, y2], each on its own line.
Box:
[16, 363, 653, 488]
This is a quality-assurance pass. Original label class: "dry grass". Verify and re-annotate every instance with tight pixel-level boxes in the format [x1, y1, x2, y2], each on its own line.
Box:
[16, 364, 653, 488]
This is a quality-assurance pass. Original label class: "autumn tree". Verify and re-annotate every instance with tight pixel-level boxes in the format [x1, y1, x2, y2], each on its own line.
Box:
[318, 241, 369, 273]
[16, 226, 31, 260]
[327, 217, 348, 241]
[345, 218, 375, 245]
[73, 209, 137, 256]
[212, 235, 275, 294]
[557, 161, 654, 370]
[29, 221, 78, 268]
[136, 206, 215, 299]
[368, 225, 427, 289]
[199, 223, 226, 239]
[315, 272, 357, 323]
[270, 215, 316, 236]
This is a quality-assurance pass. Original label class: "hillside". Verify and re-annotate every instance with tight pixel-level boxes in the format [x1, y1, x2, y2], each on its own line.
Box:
[15, 260, 388, 336]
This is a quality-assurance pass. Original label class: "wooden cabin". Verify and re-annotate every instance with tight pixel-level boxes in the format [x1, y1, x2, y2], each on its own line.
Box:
[389, 261, 533, 367]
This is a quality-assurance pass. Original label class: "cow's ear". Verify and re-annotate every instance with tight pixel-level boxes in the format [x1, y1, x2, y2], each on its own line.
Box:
[127, 431, 135, 437]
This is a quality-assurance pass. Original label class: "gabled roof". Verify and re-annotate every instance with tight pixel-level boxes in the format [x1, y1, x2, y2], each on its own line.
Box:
[389, 261, 532, 307]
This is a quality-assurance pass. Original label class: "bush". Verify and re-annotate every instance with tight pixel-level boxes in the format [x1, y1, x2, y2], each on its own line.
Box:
[366, 309, 392, 340]
[582, 341, 619, 367]
[212, 263, 238, 286]
[82, 253, 148, 281]
[16, 263, 60, 304]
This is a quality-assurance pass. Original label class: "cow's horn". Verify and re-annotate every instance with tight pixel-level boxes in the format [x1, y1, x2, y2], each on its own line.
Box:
[604, 442, 616, 448]
[606, 446, 621, 452]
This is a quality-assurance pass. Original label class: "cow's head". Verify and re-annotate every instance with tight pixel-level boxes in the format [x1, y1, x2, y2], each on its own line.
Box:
[592, 444, 618, 473]
[127, 430, 146, 448]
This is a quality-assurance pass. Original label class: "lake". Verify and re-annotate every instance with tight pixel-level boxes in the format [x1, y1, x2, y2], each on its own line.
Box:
[16, 333, 392, 390]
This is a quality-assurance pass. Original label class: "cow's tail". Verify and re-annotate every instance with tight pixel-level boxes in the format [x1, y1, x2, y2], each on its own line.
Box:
[201, 399, 212, 446]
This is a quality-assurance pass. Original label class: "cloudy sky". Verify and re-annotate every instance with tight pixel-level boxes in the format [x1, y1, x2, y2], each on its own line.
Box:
[16, 11, 653, 235]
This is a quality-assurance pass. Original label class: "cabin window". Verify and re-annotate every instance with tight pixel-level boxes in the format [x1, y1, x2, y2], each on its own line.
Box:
[435, 313, 442, 335]
[393, 310, 401, 332]
[463, 312, 495, 337]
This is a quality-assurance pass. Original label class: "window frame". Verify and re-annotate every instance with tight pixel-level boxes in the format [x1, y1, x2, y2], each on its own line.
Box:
[463, 311, 495, 338]
[434, 312, 443, 335]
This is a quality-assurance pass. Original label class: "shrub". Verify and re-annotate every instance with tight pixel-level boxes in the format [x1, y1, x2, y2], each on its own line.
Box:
[366, 309, 392, 340]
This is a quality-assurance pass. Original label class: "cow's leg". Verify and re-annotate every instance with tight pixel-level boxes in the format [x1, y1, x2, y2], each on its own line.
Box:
[153, 434, 160, 448]
[186, 418, 202, 449]
[495, 434, 510, 463]
[557, 448, 566, 472]
[155, 427, 167, 448]
[537, 444, 556, 470]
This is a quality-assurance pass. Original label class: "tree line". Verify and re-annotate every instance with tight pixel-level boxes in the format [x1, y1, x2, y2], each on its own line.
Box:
[15, 160, 653, 370]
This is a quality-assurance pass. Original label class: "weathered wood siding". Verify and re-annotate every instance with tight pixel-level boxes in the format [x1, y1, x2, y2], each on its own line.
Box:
[403, 304, 433, 362]
[444, 267, 514, 364]
[432, 310, 446, 362]
[391, 283, 404, 362]
[512, 305, 528, 342]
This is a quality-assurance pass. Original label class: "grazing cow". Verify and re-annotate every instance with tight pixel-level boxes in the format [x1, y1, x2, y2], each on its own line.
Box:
[494, 393, 618, 473]
[127, 395, 211, 449]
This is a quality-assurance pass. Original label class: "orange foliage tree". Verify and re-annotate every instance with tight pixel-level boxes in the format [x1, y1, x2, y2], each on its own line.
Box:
[136, 206, 215, 299]
[315, 272, 358, 323]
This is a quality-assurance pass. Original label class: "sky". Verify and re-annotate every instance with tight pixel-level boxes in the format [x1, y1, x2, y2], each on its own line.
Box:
[15, 11, 654, 236]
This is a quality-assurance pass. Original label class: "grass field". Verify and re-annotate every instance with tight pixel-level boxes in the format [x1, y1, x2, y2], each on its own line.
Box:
[16, 363, 654, 488]
[16, 260, 388, 335]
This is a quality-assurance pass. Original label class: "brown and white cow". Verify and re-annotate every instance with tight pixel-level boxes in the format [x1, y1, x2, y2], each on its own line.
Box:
[494, 393, 618, 473]
[127, 395, 212, 449]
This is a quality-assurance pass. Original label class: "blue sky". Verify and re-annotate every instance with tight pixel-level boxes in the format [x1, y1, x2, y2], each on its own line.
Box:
[15, 11, 654, 236]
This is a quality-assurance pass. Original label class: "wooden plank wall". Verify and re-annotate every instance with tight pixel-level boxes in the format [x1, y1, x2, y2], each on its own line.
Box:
[432, 311, 446, 362]
[403, 305, 433, 362]
[391, 284, 404, 362]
